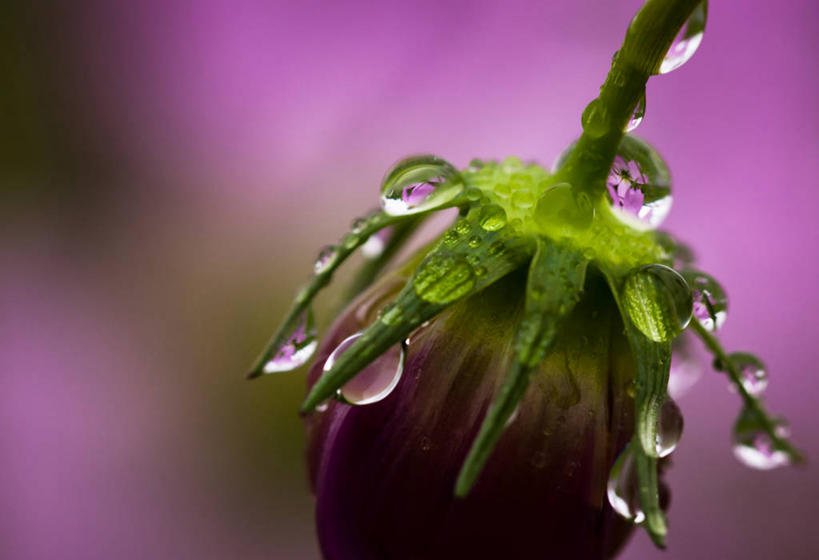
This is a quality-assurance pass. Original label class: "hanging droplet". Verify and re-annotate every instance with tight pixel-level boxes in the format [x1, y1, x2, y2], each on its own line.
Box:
[350, 217, 368, 234]
[668, 332, 703, 399]
[323, 332, 406, 405]
[263, 309, 318, 374]
[607, 444, 645, 523]
[478, 204, 507, 231]
[655, 398, 684, 457]
[681, 269, 727, 331]
[625, 90, 646, 132]
[313, 245, 338, 275]
[534, 183, 594, 237]
[717, 352, 768, 397]
[623, 264, 693, 342]
[581, 98, 609, 139]
[380, 155, 464, 216]
[361, 228, 393, 259]
[658, 1, 708, 74]
[606, 135, 672, 230]
[732, 407, 791, 470]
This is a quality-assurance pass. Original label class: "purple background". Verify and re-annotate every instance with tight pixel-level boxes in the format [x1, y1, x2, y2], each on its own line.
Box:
[2, 0, 818, 558]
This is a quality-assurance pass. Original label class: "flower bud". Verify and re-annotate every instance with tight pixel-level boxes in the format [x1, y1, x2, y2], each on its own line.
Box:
[305, 263, 642, 559]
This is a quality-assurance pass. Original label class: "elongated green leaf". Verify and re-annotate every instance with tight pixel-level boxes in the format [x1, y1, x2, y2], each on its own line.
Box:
[634, 444, 667, 548]
[455, 239, 588, 496]
[301, 210, 534, 413]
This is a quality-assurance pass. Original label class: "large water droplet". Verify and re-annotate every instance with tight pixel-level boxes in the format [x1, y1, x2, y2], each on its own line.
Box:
[361, 228, 392, 259]
[263, 309, 318, 374]
[581, 98, 609, 139]
[732, 407, 791, 470]
[380, 155, 463, 216]
[323, 332, 406, 405]
[478, 204, 507, 231]
[625, 90, 646, 132]
[681, 269, 727, 331]
[623, 264, 693, 342]
[534, 182, 594, 237]
[607, 444, 645, 523]
[606, 136, 672, 230]
[313, 245, 338, 274]
[658, 1, 708, 74]
[717, 352, 768, 396]
[655, 398, 683, 457]
[668, 332, 703, 399]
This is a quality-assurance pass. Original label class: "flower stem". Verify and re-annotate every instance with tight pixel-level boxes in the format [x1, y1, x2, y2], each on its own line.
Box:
[558, 0, 702, 193]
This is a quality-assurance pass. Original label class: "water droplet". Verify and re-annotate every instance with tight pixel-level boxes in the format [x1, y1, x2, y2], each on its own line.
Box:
[313, 245, 338, 275]
[361, 228, 392, 259]
[607, 444, 645, 523]
[606, 136, 672, 230]
[350, 217, 368, 234]
[505, 405, 520, 428]
[625, 90, 646, 132]
[668, 332, 703, 399]
[581, 98, 609, 139]
[655, 398, 683, 457]
[323, 332, 406, 405]
[658, 1, 708, 74]
[478, 204, 507, 231]
[380, 155, 463, 216]
[623, 264, 693, 342]
[681, 269, 727, 331]
[719, 352, 768, 396]
[733, 407, 791, 470]
[413, 253, 476, 304]
[263, 309, 318, 374]
[315, 402, 329, 413]
[534, 183, 594, 237]
[464, 187, 483, 202]
[511, 190, 535, 209]
[467, 158, 486, 172]
[501, 156, 523, 173]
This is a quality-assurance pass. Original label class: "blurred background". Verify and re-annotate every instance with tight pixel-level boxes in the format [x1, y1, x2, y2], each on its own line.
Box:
[2, 0, 817, 558]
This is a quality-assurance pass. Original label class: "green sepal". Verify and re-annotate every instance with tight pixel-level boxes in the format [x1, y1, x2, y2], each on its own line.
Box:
[627, 327, 670, 459]
[300, 209, 534, 413]
[454, 238, 588, 496]
[634, 443, 667, 548]
[602, 267, 671, 459]
[341, 215, 426, 306]
[247, 210, 409, 379]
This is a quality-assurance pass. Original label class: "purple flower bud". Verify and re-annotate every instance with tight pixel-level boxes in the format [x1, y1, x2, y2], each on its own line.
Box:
[305, 264, 654, 559]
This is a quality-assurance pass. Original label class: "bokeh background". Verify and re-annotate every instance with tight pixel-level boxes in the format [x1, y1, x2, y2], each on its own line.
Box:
[2, 0, 818, 558]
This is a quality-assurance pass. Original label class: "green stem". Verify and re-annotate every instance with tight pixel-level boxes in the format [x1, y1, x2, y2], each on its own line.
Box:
[689, 321, 805, 463]
[558, 0, 701, 192]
